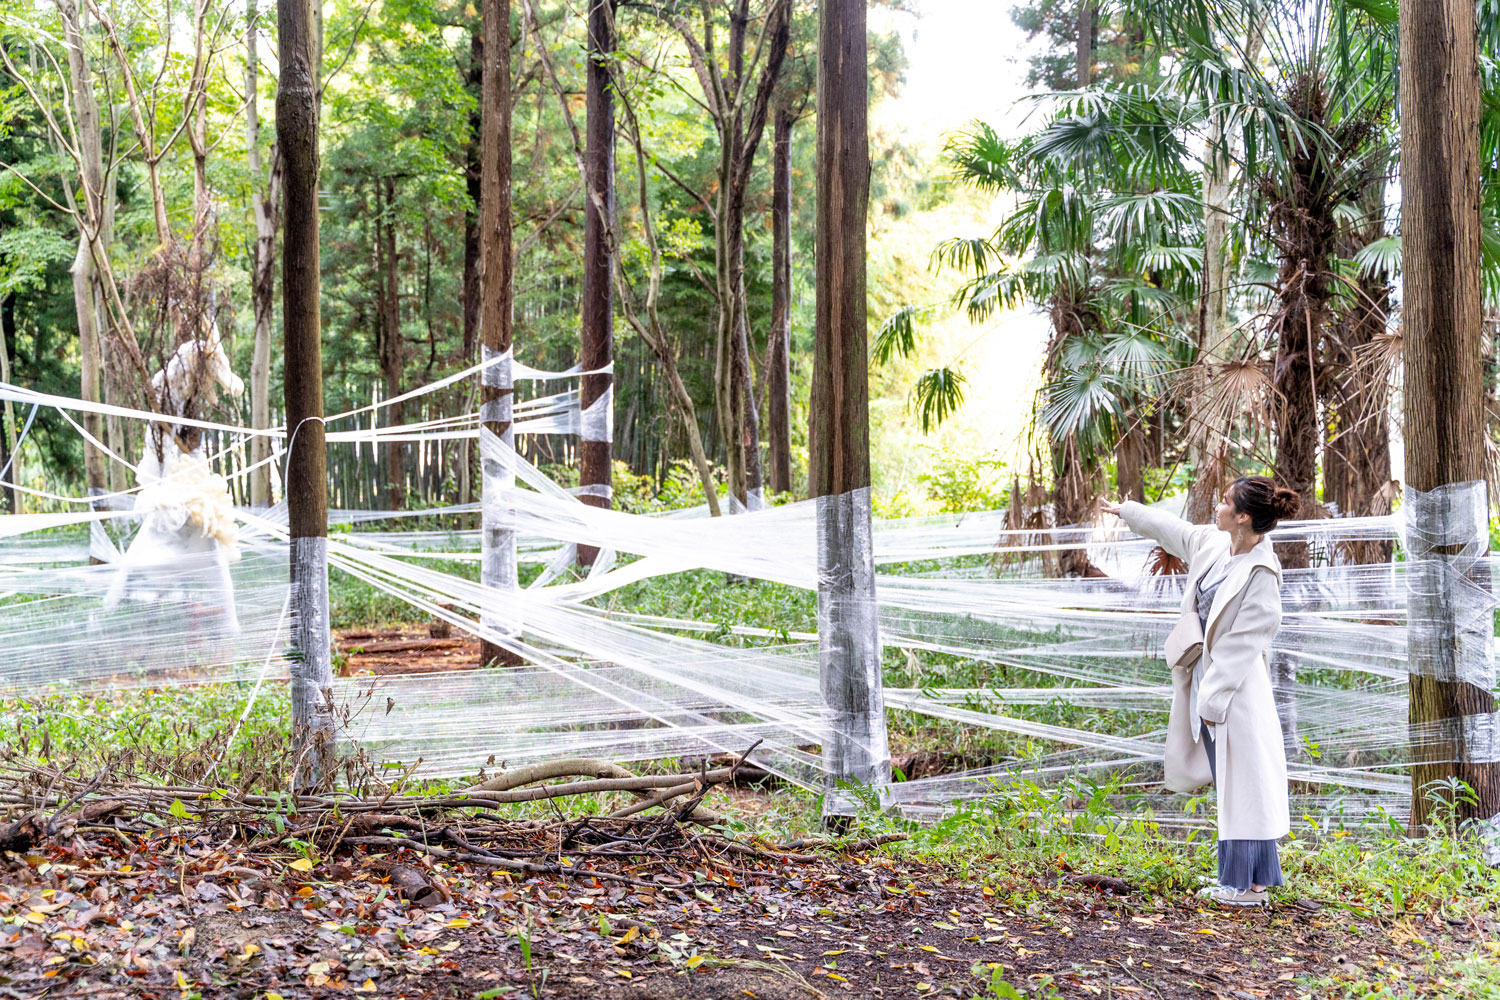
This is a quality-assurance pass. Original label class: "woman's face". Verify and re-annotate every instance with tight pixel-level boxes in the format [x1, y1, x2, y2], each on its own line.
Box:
[1214, 487, 1243, 534]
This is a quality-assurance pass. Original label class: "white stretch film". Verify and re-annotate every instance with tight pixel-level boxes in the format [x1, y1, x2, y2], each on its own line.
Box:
[8, 382, 1500, 833]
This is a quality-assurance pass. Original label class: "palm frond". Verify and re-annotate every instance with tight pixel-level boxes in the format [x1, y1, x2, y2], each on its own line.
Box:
[932, 236, 996, 276]
[1099, 190, 1201, 247]
[871, 305, 924, 365]
[1352, 235, 1401, 279]
[1039, 365, 1128, 445]
[912, 366, 968, 433]
[943, 122, 1021, 192]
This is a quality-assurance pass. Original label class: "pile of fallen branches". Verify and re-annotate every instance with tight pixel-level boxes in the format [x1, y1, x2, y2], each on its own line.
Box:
[0, 741, 905, 888]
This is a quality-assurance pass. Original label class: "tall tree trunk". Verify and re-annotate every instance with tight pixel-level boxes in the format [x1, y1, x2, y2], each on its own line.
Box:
[577, 0, 615, 565]
[479, 0, 524, 667]
[1075, 1, 1094, 87]
[0, 294, 17, 514]
[58, 0, 108, 499]
[1400, 0, 1500, 847]
[278, 0, 334, 788]
[1325, 174, 1393, 560]
[377, 177, 405, 509]
[1269, 77, 1337, 569]
[699, 0, 789, 514]
[1271, 305, 1318, 566]
[1114, 418, 1145, 502]
[812, 0, 889, 822]
[766, 101, 794, 496]
[462, 24, 483, 361]
[1186, 114, 1233, 525]
[247, 0, 280, 506]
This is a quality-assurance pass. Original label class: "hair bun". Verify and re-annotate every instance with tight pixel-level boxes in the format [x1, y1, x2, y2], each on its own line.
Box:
[1271, 486, 1301, 521]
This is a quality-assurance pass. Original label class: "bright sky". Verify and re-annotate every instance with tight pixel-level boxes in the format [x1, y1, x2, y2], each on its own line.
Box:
[871, 0, 1043, 149]
[865, 2, 1053, 490]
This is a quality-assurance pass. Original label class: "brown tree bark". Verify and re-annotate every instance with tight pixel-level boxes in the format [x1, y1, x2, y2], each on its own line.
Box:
[1075, 1, 1095, 87]
[246, 0, 282, 507]
[766, 100, 794, 496]
[58, 0, 109, 499]
[0, 295, 16, 514]
[479, 0, 524, 668]
[1324, 173, 1392, 549]
[1267, 73, 1340, 569]
[577, 0, 616, 566]
[1114, 421, 1145, 503]
[462, 24, 483, 362]
[376, 176, 405, 509]
[278, 0, 334, 787]
[811, 0, 889, 821]
[1399, 0, 1500, 841]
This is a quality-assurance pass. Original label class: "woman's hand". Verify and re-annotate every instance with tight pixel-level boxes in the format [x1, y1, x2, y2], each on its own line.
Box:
[1099, 499, 1124, 516]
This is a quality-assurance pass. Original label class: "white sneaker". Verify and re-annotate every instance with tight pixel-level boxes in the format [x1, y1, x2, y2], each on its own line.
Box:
[1196, 884, 1268, 906]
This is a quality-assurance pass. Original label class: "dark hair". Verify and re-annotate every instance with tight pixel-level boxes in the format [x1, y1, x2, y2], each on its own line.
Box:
[1229, 476, 1301, 534]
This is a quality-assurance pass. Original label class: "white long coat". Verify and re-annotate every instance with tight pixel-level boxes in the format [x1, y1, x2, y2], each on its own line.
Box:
[1120, 501, 1291, 842]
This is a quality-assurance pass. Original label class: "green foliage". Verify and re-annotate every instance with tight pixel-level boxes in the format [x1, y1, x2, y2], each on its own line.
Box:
[912, 366, 968, 434]
[872, 304, 925, 364]
[917, 452, 1008, 513]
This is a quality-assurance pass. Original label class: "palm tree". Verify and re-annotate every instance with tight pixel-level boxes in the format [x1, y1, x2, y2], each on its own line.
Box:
[1124, 0, 1400, 558]
[877, 92, 1201, 575]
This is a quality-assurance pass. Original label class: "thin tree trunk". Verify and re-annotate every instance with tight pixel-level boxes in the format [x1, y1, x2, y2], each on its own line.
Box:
[1186, 113, 1232, 525]
[614, 75, 722, 516]
[479, 0, 524, 667]
[377, 176, 405, 509]
[1400, 0, 1500, 846]
[1075, 1, 1094, 87]
[1114, 418, 1145, 502]
[0, 295, 17, 514]
[247, 0, 280, 507]
[766, 101, 793, 496]
[59, 0, 108, 499]
[462, 24, 483, 361]
[278, 0, 334, 788]
[577, 0, 616, 565]
[691, 0, 789, 513]
[811, 0, 889, 822]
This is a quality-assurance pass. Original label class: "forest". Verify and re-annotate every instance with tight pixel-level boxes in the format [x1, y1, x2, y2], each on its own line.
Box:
[3, 0, 1500, 998]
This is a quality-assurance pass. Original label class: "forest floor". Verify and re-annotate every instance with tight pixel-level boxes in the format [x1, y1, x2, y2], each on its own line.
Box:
[334, 627, 484, 676]
[2, 782, 1495, 1000]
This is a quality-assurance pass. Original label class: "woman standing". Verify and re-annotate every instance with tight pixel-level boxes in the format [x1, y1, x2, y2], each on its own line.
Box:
[1101, 477, 1301, 906]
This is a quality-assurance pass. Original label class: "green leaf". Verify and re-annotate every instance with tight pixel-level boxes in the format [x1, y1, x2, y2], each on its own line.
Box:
[872, 305, 923, 365]
[912, 367, 967, 433]
[475, 989, 516, 999]
[168, 798, 198, 821]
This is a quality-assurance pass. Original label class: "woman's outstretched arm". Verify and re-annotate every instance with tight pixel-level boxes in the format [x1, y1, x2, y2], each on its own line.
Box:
[1101, 499, 1216, 566]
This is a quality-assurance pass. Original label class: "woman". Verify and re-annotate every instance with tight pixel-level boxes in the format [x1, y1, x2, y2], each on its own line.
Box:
[1100, 477, 1300, 906]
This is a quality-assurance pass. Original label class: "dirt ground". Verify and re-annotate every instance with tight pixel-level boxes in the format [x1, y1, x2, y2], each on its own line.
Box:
[2, 814, 1491, 1000]
[336, 627, 483, 675]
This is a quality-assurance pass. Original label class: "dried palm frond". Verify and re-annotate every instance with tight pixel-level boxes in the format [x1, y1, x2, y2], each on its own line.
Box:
[1147, 545, 1187, 576]
[1350, 329, 1402, 403]
[1190, 357, 1279, 451]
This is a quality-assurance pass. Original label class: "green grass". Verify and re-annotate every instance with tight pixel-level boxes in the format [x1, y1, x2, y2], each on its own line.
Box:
[1297, 944, 1500, 998]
